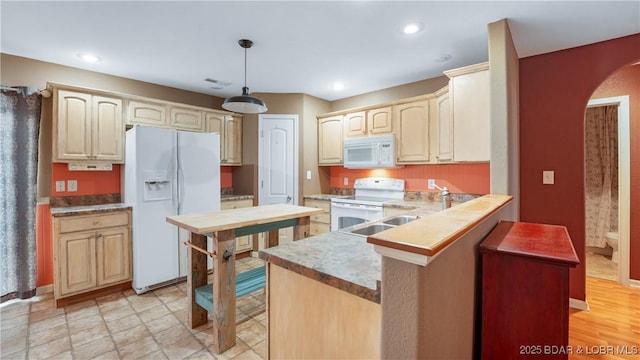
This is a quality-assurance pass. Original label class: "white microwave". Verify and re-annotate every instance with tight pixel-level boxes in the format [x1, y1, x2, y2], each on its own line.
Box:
[343, 134, 397, 168]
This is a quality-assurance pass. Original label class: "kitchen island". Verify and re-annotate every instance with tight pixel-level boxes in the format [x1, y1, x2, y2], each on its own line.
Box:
[259, 194, 513, 359]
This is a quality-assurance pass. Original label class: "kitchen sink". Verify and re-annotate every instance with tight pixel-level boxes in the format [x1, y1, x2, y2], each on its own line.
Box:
[350, 224, 394, 236]
[382, 215, 420, 226]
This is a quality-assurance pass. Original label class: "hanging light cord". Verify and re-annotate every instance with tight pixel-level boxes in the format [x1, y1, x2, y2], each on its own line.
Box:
[243, 47, 248, 88]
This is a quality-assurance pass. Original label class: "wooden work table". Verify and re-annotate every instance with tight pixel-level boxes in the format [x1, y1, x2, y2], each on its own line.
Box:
[166, 203, 323, 354]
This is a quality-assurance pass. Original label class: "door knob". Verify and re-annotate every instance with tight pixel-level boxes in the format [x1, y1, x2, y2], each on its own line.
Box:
[286, 196, 292, 203]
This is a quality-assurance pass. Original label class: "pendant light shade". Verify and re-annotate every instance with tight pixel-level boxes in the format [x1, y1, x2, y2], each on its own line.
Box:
[222, 39, 267, 114]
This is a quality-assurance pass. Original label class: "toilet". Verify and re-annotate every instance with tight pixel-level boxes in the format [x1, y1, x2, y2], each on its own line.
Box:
[605, 232, 619, 264]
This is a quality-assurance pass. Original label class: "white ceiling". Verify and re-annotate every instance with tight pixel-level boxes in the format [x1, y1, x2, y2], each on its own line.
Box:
[2, 1, 639, 101]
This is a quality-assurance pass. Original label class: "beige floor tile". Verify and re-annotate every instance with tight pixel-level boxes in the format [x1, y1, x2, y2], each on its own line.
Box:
[164, 298, 187, 312]
[128, 295, 162, 313]
[90, 350, 119, 360]
[0, 302, 30, 320]
[173, 309, 188, 324]
[62, 298, 96, 312]
[28, 336, 70, 360]
[117, 335, 160, 360]
[1, 332, 27, 357]
[233, 349, 263, 360]
[105, 313, 143, 334]
[252, 340, 267, 359]
[137, 303, 171, 323]
[101, 304, 135, 322]
[153, 323, 191, 346]
[2, 324, 27, 341]
[252, 312, 266, 323]
[0, 350, 26, 360]
[29, 313, 67, 335]
[1, 313, 29, 331]
[44, 350, 73, 360]
[70, 322, 110, 348]
[29, 297, 55, 313]
[28, 323, 68, 348]
[160, 334, 203, 359]
[72, 335, 116, 359]
[29, 306, 66, 323]
[184, 349, 216, 360]
[144, 312, 181, 334]
[236, 297, 262, 315]
[136, 349, 168, 360]
[96, 292, 129, 312]
[67, 313, 104, 334]
[155, 287, 185, 305]
[111, 323, 151, 348]
[236, 320, 266, 347]
[218, 338, 250, 359]
[64, 303, 100, 322]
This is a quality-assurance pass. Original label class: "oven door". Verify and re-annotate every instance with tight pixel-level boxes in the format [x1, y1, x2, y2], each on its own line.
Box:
[331, 202, 384, 231]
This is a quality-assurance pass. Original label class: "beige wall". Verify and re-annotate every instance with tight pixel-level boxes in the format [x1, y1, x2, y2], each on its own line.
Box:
[1, 53, 226, 198]
[330, 76, 449, 112]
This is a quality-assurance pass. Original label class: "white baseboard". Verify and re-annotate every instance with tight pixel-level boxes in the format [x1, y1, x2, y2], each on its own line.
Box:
[36, 284, 53, 295]
[569, 297, 590, 311]
[627, 278, 640, 288]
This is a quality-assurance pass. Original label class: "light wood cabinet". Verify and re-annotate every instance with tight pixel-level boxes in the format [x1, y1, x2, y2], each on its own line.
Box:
[394, 100, 430, 163]
[304, 198, 331, 235]
[367, 106, 393, 135]
[206, 112, 243, 166]
[54, 89, 124, 163]
[170, 106, 204, 132]
[344, 111, 367, 137]
[444, 63, 490, 162]
[126, 100, 168, 127]
[53, 209, 132, 303]
[435, 89, 453, 162]
[318, 115, 344, 165]
[221, 199, 254, 253]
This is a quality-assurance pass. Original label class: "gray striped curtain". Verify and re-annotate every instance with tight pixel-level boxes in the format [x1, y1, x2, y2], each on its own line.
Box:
[0, 86, 42, 301]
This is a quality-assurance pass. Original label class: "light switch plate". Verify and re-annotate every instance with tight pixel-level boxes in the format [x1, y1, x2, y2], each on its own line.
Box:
[306, 170, 312, 180]
[428, 179, 436, 190]
[542, 171, 554, 185]
[55, 181, 65, 192]
[343, 177, 349, 186]
[67, 179, 78, 192]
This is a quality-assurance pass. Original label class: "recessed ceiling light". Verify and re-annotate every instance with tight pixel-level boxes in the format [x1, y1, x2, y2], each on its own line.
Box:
[332, 82, 344, 91]
[78, 53, 101, 63]
[403, 23, 423, 35]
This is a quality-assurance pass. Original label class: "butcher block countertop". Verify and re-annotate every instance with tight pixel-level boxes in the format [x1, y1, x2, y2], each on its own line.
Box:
[166, 203, 323, 234]
[368, 194, 513, 257]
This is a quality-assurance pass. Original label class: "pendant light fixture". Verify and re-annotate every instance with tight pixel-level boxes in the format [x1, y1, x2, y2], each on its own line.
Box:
[222, 39, 268, 114]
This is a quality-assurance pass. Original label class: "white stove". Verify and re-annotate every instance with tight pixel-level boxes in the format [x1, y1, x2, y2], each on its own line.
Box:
[331, 178, 405, 231]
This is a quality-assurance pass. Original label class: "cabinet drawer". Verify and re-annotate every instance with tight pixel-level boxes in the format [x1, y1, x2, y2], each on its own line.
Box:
[304, 199, 331, 212]
[311, 213, 330, 224]
[58, 212, 129, 234]
[221, 199, 253, 210]
[310, 222, 330, 236]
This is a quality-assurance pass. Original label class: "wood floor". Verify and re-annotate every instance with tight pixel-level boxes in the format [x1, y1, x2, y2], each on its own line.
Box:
[569, 277, 640, 359]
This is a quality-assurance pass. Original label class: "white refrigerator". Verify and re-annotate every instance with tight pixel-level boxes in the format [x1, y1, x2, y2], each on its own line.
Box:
[124, 126, 220, 293]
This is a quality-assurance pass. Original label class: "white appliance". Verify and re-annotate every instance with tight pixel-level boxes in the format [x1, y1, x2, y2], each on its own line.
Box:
[343, 134, 397, 169]
[124, 126, 220, 293]
[331, 178, 405, 231]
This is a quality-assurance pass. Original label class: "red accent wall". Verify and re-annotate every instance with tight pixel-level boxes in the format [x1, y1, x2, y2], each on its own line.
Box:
[519, 33, 640, 300]
[221, 166, 233, 188]
[51, 163, 121, 195]
[330, 163, 490, 194]
[36, 203, 53, 287]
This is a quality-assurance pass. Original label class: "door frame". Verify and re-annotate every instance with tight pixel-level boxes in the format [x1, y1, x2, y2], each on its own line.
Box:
[586, 95, 631, 286]
[258, 114, 299, 206]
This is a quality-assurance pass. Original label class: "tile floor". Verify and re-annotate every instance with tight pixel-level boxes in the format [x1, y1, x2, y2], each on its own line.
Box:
[585, 251, 618, 281]
[0, 257, 267, 360]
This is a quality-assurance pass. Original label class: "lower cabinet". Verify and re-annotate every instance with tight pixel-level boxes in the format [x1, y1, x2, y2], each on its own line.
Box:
[53, 209, 132, 304]
[221, 198, 254, 253]
[304, 198, 331, 235]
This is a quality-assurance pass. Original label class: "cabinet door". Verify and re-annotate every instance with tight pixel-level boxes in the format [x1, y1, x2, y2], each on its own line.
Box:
[224, 115, 243, 165]
[96, 227, 131, 286]
[367, 107, 393, 135]
[318, 115, 344, 165]
[92, 96, 124, 162]
[205, 112, 227, 160]
[126, 100, 167, 127]
[435, 92, 453, 162]
[450, 68, 490, 161]
[344, 111, 367, 138]
[55, 90, 92, 161]
[394, 101, 430, 163]
[170, 106, 204, 132]
[58, 230, 97, 296]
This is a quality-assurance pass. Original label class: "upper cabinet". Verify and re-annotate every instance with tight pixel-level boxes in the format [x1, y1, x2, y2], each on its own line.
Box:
[126, 100, 167, 127]
[444, 62, 490, 162]
[434, 88, 453, 162]
[205, 112, 242, 166]
[343, 111, 367, 138]
[343, 107, 394, 139]
[170, 105, 204, 132]
[318, 115, 344, 165]
[394, 100, 430, 163]
[53, 88, 124, 163]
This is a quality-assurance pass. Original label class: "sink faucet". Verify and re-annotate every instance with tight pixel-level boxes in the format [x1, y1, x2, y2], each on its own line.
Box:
[431, 182, 452, 210]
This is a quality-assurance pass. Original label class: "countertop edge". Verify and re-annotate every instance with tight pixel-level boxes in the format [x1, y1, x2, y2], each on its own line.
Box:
[259, 251, 380, 304]
[50, 203, 132, 217]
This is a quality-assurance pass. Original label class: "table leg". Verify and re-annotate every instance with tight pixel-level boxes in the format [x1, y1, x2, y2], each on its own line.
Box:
[266, 230, 279, 248]
[188, 233, 208, 328]
[212, 229, 236, 353]
[293, 216, 311, 240]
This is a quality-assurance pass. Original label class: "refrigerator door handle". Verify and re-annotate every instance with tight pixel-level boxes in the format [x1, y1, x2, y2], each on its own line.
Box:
[177, 163, 185, 214]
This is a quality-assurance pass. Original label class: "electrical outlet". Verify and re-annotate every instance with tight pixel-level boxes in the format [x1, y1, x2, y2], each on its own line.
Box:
[542, 171, 554, 185]
[343, 177, 349, 186]
[55, 181, 65, 192]
[67, 179, 78, 192]
[428, 179, 436, 190]
[306, 170, 312, 180]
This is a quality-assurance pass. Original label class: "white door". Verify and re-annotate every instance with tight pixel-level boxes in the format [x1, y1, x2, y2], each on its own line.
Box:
[259, 114, 298, 246]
